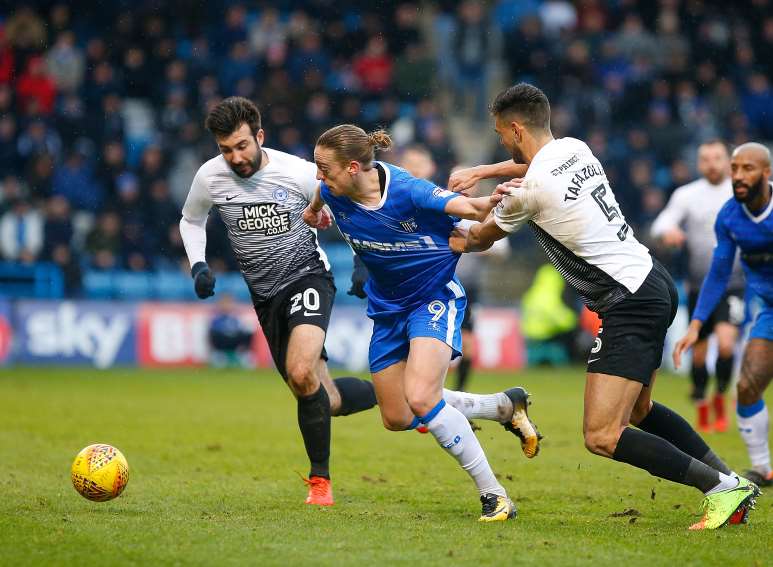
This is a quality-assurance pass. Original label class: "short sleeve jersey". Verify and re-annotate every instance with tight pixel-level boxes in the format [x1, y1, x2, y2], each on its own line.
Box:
[320, 162, 461, 316]
[494, 137, 653, 313]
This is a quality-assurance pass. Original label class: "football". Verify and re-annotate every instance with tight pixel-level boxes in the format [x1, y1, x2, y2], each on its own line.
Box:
[71, 444, 130, 502]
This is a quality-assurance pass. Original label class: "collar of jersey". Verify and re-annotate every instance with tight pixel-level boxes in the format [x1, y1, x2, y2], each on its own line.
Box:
[742, 182, 773, 224]
[530, 137, 562, 167]
[352, 161, 391, 211]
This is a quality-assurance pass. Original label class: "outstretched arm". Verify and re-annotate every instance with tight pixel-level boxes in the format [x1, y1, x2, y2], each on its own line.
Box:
[450, 179, 534, 253]
[443, 193, 505, 222]
[673, 217, 737, 368]
[450, 214, 509, 253]
[448, 161, 529, 193]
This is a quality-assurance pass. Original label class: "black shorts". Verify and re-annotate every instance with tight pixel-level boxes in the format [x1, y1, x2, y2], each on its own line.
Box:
[254, 273, 335, 380]
[586, 261, 678, 386]
[688, 288, 745, 340]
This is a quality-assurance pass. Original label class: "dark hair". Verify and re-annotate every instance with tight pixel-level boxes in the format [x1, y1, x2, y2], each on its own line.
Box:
[205, 96, 262, 138]
[316, 124, 392, 166]
[490, 83, 551, 130]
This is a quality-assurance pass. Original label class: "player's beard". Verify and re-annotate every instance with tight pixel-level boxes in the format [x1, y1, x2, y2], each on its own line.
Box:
[511, 145, 526, 164]
[732, 175, 766, 204]
[704, 168, 725, 186]
[231, 144, 263, 178]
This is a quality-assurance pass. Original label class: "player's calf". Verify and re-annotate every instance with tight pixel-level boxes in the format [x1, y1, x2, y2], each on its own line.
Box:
[331, 376, 377, 416]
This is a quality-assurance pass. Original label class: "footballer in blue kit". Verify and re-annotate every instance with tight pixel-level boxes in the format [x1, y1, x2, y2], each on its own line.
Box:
[675, 142, 773, 487]
[322, 160, 467, 372]
[303, 124, 542, 522]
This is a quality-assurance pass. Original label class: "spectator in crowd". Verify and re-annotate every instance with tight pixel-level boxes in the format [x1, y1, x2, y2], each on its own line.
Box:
[15, 55, 56, 115]
[42, 194, 72, 256]
[352, 35, 392, 98]
[16, 118, 61, 164]
[52, 149, 103, 212]
[85, 211, 122, 270]
[0, 2, 769, 304]
[451, 1, 491, 119]
[394, 42, 436, 101]
[0, 115, 20, 175]
[0, 197, 43, 263]
[45, 30, 84, 94]
[145, 179, 180, 251]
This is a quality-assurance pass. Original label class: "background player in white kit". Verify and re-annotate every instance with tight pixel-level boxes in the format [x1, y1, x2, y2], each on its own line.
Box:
[451, 83, 759, 530]
[179, 97, 378, 506]
[651, 140, 744, 432]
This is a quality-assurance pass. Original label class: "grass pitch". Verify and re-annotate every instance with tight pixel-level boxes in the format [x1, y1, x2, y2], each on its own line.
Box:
[0, 366, 770, 566]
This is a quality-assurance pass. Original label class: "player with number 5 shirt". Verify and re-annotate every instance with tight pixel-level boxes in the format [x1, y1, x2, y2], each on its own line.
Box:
[451, 83, 760, 530]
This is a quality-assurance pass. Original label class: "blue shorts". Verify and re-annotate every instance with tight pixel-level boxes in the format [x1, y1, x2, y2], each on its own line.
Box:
[750, 301, 773, 341]
[368, 282, 466, 373]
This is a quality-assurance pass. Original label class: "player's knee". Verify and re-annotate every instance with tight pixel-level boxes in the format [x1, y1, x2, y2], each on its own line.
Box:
[738, 355, 767, 403]
[286, 361, 318, 396]
[737, 376, 763, 406]
[717, 342, 735, 359]
[381, 414, 409, 431]
[405, 395, 435, 419]
[583, 429, 618, 458]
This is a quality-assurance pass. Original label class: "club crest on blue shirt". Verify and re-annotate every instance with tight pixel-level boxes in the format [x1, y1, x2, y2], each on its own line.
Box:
[432, 187, 454, 199]
[399, 218, 418, 232]
[273, 187, 288, 201]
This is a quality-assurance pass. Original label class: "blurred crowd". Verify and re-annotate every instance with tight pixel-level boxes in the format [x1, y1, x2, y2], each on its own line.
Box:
[0, 0, 771, 297]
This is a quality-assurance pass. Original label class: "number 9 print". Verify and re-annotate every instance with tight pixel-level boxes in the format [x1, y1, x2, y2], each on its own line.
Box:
[427, 300, 446, 321]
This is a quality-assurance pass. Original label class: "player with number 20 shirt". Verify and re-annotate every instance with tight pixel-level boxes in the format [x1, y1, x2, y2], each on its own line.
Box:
[179, 97, 377, 506]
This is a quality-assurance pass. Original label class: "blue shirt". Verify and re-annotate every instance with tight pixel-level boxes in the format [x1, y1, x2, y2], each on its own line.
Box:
[694, 190, 773, 320]
[321, 162, 461, 317]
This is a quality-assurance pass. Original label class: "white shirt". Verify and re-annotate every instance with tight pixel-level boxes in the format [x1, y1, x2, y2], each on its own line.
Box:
[180, 147, 329, 304]
[494, 137, 653, 312]
[650, 177, 744, 290]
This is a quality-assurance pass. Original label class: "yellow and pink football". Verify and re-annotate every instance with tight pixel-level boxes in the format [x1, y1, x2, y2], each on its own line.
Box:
[71, 444, 129, 502]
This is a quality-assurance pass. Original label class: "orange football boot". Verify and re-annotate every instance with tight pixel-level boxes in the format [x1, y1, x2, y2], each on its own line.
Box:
[304, 476, 334, 506]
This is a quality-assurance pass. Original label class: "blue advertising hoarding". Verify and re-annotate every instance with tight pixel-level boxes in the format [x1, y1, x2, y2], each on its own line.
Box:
[13, 301, 137, 368]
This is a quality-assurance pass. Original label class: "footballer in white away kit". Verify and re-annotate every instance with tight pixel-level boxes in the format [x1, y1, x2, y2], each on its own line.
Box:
[651, 140, 744, 432]
[179, 97, 378, 506]
[451, 83, 760, 530]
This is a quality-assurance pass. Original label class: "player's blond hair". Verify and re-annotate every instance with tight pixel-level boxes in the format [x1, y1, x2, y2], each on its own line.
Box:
[316, 124, 392, 168]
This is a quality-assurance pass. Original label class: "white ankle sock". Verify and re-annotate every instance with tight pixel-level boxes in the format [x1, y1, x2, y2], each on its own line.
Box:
[737, 401, 771, 476]
[705, 471, 740, 495]
[442, 389, 513, 423]
[426, 402, 506, 497]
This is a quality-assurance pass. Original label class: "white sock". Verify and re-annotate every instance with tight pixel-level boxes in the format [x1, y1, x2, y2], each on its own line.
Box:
[426, 401, 506, 497]
[737, 401, 771, 476]
[705, 471, 740, 495]
[442, 389, 513, 423]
